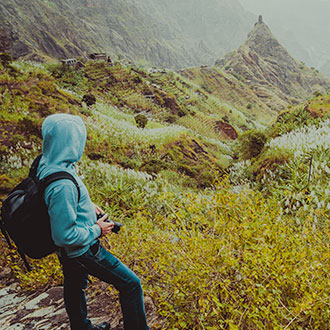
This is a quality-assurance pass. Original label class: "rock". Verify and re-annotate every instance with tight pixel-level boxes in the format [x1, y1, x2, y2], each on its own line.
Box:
[0, 280, 161, 329]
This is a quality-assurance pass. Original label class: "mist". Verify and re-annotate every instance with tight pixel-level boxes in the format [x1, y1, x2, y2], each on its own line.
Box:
[238, 0, 330, 74]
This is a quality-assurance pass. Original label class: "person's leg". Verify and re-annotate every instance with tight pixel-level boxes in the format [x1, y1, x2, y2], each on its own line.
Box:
[59, 254, 92, 330]
[77, 242, 149, 330]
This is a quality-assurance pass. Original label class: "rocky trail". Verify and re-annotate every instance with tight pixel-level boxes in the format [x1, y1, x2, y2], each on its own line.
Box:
[0, 281, 160, 330]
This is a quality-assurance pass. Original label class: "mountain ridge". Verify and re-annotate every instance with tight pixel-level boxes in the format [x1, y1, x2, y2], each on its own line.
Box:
[0, 0, 255, 68]
[215, 18, 330, 110]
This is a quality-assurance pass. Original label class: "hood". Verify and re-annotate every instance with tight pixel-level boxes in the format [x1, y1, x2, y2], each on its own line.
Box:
[37, 114, 87, 178]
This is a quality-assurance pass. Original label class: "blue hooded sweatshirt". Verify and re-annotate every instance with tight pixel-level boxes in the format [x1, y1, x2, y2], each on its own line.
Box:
[37, 114, 101, 258]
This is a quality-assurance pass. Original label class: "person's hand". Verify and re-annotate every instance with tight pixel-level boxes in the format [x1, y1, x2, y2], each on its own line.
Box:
[96, 213, 114, 237]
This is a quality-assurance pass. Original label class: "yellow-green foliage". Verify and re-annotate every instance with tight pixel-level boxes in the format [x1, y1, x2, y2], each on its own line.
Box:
[107, 182, 330, 329]
[237, 129, 267, 160]
[6, 175, 330, 329]
[5, 249, 62, 290]
[4, 59, 330, 330]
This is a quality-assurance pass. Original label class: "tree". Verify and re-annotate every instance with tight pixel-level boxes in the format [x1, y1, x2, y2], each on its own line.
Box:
[82, 94, 96, 107]
[135, 114, 148, 129]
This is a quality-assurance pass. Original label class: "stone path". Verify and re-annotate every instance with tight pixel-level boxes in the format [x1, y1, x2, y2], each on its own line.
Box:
[0, 282, 161, 329]
[0, 282, 124, 330]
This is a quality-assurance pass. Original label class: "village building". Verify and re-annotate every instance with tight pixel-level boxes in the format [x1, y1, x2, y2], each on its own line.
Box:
[89, 53, 107, 61]
[61, 58, 78, 66]
[61, 58, 84, 68]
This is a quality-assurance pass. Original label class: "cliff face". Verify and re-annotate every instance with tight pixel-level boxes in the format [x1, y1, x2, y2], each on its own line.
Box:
[0, 0, 254, 68]
[215, 18, 330, 109]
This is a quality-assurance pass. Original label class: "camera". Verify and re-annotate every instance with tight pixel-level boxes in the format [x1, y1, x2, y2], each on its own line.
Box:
[96, 213, 123, 234]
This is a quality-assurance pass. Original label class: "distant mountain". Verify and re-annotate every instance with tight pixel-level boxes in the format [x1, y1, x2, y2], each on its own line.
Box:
[215, 17, 330, 110]
[0, 0, 254, 68]
[238, 0, 330, 77]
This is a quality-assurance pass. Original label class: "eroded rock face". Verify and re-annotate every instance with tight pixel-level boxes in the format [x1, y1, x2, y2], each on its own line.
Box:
[0, 0, 254, 68]
[215, 121, 238, 140]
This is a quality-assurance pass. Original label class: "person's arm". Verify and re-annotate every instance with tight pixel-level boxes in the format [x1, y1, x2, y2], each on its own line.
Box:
[46, 182, 101, 247]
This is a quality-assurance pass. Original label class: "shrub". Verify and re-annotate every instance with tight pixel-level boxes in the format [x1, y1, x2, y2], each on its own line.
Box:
[108, 183, 330, 329]
[82, 94, 96, 107]
[0, 52, 13, 67]
[165, 114, 177, 124]
[140, 159, 168, 174]
[135, 114, 148, 129]
[271, 107, 314, 138]
[237, 129, 267, 160]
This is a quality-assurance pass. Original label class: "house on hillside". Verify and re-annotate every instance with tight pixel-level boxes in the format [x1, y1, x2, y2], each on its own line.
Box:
[61, 58, 84, 68]
[89, 53, 107, 61]
[61, 58, 78, 66]
[89, 53, 113, 66]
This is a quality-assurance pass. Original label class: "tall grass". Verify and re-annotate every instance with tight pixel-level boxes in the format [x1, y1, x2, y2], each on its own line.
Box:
[88, 103, 189, 146]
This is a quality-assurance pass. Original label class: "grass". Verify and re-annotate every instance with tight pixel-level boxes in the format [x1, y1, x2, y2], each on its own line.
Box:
[3, 59, 330, 329]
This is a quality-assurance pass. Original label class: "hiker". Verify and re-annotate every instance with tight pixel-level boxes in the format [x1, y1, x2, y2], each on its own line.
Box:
[36, 113, 149, 330]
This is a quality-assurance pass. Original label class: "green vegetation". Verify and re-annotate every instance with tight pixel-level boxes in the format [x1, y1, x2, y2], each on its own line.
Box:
[236, 129, 267, 160]
[2, 59, 330, 329]
[135, 114, 148, 129]
[0, 52, 13, 67]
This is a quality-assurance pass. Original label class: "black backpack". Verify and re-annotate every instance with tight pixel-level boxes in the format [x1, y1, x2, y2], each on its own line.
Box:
[0, 155, 80, 271]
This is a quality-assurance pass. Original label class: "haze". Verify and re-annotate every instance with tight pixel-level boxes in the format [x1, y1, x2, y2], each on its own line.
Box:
[239, 0, 330, 73]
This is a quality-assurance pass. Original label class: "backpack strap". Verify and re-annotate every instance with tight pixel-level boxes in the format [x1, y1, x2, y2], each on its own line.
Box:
[40, 172, 81, 203]
[28, 154, 81, 202]
[29, 154, 42, 178]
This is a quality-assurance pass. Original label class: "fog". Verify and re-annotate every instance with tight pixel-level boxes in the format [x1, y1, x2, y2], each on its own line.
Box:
[238, 0, 330, 72]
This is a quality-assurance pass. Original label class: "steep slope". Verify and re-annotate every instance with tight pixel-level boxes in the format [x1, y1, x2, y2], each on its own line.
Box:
[239, 0, 330, 75]
[179, 66, 278, 125]
[0, 0, 195, 67]
[0, 0, 255, 68]
[215, 17, 330, 110]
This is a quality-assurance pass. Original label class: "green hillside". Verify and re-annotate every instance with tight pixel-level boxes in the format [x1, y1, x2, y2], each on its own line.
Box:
[2, 55, 330, 329]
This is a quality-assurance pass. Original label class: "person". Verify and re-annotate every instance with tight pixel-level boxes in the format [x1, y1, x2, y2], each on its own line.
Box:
[37, 113, 149, 330]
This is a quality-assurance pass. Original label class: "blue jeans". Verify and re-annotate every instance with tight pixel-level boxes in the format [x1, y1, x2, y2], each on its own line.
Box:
[59, 241, 149, 330]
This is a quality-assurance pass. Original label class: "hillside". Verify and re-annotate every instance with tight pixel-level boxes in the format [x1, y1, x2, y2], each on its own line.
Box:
[215, 17, 330, 110]
[179, 66, 278, 124]
[0, 0, 255, 68]
[0, 56, 250, 193]
[2, 55, 330, 328]
[239, 0, 330, 76]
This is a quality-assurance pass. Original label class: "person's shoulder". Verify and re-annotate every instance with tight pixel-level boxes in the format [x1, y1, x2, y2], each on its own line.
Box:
[45, 179, 78, 197]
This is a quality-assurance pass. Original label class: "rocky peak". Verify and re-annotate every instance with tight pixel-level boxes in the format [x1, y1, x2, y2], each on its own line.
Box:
[215, 18, 330, 110]
[246, 18, 296, 68]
